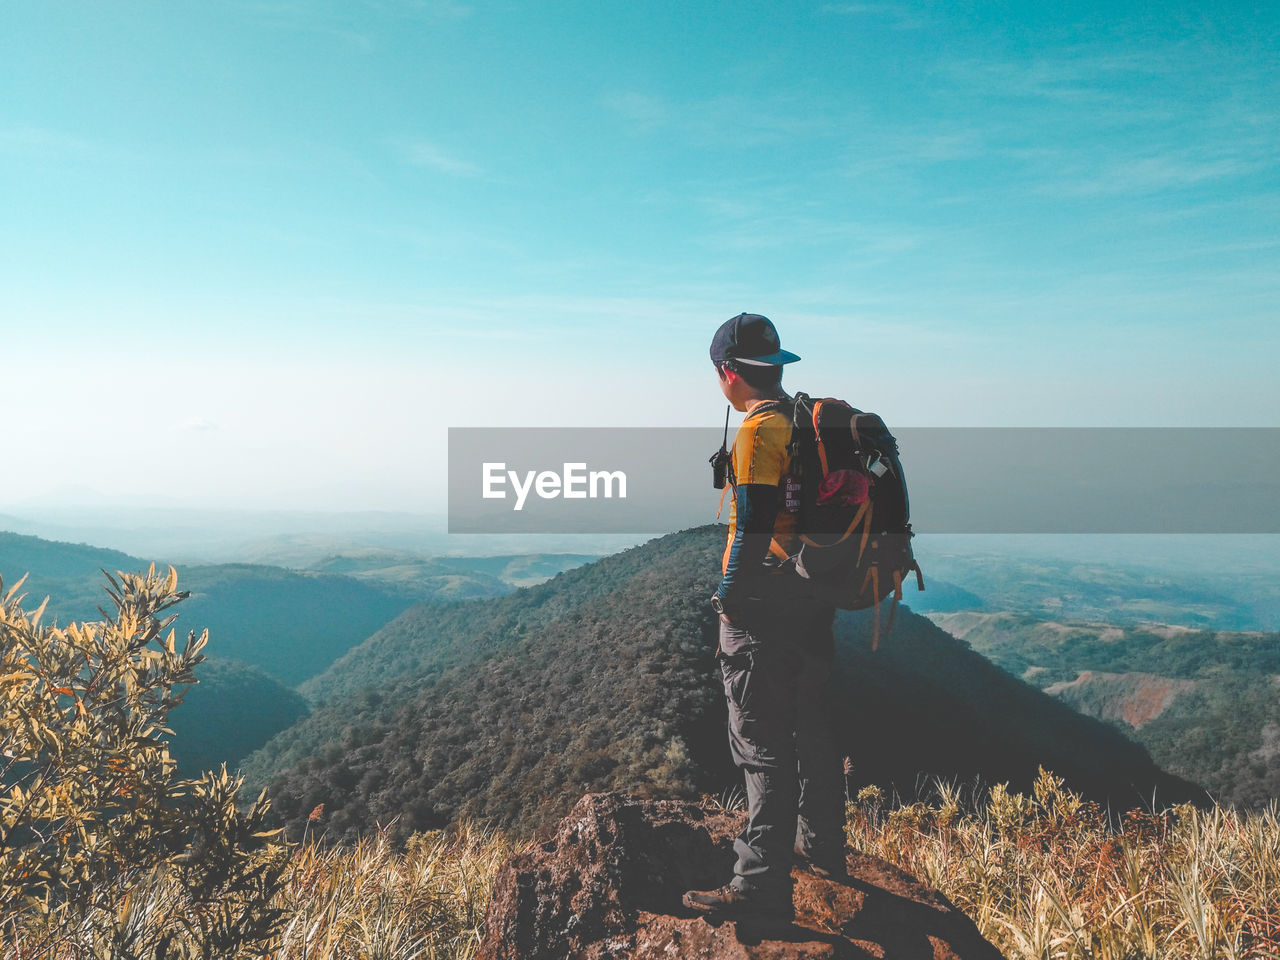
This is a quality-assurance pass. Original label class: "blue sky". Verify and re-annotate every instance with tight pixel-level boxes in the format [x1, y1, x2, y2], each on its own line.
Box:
[2, 0, 1277, 511]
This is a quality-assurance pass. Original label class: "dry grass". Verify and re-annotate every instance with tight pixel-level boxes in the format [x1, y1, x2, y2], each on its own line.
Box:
[270, 820, 522, 960]
[850, 770, 1280, 960]
[3, 821, 524, 960]
[6, 772, 1279, 959]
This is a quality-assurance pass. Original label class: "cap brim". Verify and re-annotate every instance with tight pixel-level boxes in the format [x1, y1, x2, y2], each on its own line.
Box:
[734, 349, 801, 366]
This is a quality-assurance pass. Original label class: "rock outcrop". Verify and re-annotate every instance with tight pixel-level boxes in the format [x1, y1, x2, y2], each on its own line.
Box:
[478, 793, 1006, 959]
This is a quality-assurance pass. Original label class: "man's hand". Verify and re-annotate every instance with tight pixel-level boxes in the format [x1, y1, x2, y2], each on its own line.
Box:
[710, 592, 744, 627]
[709, 593, 733, 625]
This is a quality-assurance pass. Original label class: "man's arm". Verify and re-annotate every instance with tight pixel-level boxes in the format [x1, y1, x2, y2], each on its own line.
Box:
[715, 482, 779, 620]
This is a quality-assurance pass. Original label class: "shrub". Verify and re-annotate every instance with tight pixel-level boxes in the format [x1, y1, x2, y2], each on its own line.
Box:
[0, 567, 290, 958]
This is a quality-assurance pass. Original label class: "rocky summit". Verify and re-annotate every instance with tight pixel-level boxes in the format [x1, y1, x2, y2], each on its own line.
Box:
[479, 793, 1006, 960]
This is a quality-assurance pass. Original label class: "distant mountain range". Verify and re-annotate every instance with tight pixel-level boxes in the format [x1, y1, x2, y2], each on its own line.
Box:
[242, 526, 1204, 842]
[0, 531, 414, 685]
[10, 524, 1272, 834]
[930, 611, 1280, 807]
[306, 549, 599, 595]
[0, 532, 592, 683]
[0, 508, 633, 567]
[0, 530, 591, 776]
[912, 544, 1280, 631]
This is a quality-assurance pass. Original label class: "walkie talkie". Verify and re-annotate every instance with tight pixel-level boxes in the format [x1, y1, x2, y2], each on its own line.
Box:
[709, 405, 731, 489]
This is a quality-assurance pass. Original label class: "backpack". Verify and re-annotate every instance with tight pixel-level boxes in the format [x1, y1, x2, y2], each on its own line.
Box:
[773, 392, 925, 649]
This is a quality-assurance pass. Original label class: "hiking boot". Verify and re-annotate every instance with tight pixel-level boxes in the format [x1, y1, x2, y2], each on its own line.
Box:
[682, 881, 794, 920]
[794, 843, 848, 879]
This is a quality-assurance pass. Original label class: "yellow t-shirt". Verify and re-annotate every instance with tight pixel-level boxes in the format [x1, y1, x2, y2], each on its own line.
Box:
[722, 399, 800, 573]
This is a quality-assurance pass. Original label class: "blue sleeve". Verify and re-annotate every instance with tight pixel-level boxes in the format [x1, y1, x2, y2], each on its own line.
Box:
[716, 483, 779, 613]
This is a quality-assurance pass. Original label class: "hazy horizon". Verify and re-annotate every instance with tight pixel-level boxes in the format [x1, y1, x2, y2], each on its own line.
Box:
[4, 503, 1279, 577]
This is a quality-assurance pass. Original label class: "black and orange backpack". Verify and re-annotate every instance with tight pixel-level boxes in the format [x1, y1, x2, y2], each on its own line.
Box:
[777, 392, 925, 648]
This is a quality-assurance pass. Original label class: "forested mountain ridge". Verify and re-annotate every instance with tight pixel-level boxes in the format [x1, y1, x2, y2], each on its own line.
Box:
[930, 611, 1280, 806]
[0, 531, 415, 684]
[168, 658, 309, 776]
[0, 531, 148, 618]
[0, 531, 594, 779]
[0, 532, 409, 774]
[0, 530, 553, 687]
[246, 526, 1204, 842]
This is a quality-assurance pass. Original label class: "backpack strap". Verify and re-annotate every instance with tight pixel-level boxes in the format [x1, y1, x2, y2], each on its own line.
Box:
[858, 503, 873, 564]
[812, 399, 830, 476]
[788, 392, 811, 453]
[798, 498, 870, 550]
[715, 439, 738, 520]
[715, 483, 731, 520]
[746, 397, 790, 419]
[869, 566, 881, 651]
[881, 568, 909, 647]
[813, 398, 860, 478]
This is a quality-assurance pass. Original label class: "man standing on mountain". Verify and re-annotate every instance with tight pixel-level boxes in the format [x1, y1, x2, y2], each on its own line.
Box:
[683, 313, 846, 922]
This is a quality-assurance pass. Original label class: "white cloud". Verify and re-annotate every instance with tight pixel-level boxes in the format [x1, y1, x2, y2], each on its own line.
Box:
[938, 49, 1171, 105]
[176, 418, 221, 434]
[600, 92, 668, 130]
[350, 0, 469, 20]
[401, 140, 482, 177]
[0, 127, 133, 162]
[240, 0, 469, 23]
[818, 3, 931, 29]
[1056, 155, 1258, 197]
[601, 90, 838, 145]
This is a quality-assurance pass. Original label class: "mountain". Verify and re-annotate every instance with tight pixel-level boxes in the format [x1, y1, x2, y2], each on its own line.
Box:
[169, 563, 414, 687]
[245, 525, 1203, 843]
[168, 657, 310, 777]
[0, 532, 404, 772]
[929, 611, 1280, 806]
[0, 531, 600, 777]
[0, 530, 148, 620]
[305, 550, 597, 596]
[912, 542, 1280, 631]
[176, 555, 599, 683]
[891, 575, 984, 614]
[0, 530, 470, 687]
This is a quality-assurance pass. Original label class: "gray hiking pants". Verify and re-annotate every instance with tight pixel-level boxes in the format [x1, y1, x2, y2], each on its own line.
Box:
[717, 597, 843, 893]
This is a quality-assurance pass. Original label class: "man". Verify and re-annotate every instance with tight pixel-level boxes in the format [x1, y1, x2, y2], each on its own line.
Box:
[683, 313, 847, 921]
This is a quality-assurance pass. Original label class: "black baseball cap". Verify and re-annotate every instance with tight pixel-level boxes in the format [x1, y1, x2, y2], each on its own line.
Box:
[709, 313, 801, 367]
